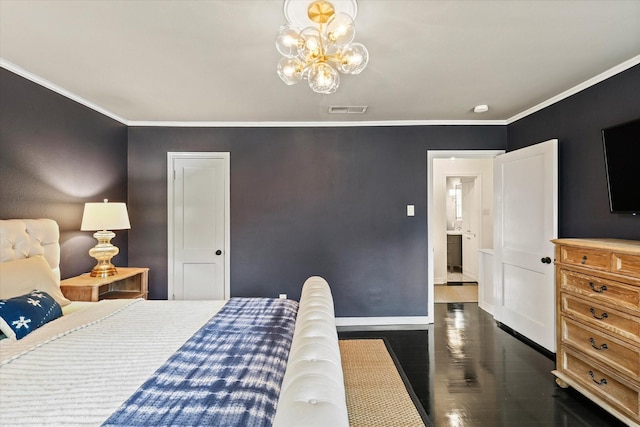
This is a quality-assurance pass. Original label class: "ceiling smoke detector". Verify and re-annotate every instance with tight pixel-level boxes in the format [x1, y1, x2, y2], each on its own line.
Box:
[328, 105, 368, 114]
[473, 104, 489, 113]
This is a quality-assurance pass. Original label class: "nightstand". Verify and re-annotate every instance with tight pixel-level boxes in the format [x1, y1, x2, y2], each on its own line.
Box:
[60, 267, 149, 302]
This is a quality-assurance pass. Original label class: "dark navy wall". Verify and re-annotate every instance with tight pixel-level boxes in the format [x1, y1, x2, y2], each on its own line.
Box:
[127, 126, 506, 316]
[0, 69, 128, 278]
[507, 65, 640, 240]
[6, 61, 638, 316]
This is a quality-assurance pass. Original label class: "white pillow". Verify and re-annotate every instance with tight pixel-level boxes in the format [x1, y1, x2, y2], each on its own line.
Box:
[0, 256, 70, 306]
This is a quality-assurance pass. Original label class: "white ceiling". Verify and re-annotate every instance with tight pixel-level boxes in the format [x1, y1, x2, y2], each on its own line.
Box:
[1, 0, 639, 125]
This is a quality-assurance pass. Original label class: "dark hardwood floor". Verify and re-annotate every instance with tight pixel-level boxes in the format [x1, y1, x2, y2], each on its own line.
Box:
[339, 302, 627, 426]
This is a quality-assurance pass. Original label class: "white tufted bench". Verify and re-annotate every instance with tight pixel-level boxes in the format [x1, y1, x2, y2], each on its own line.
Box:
[0, 219, 61, 283]
[273, 276, 349, 426]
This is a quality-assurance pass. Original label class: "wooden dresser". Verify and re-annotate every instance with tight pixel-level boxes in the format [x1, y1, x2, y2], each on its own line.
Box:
[552, 238, 640, 426]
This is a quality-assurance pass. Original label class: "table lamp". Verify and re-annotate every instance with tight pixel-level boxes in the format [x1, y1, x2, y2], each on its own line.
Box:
[81, 199, 131, 277]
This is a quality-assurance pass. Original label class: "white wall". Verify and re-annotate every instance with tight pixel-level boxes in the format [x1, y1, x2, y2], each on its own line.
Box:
[433, 158, 494, 284]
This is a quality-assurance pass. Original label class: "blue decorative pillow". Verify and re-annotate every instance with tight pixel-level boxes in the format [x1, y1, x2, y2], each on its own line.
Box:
[0, 290, 63, 340]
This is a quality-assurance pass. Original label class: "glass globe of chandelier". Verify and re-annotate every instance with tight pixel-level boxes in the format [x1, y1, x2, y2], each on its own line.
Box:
[276, 0, 369, 94]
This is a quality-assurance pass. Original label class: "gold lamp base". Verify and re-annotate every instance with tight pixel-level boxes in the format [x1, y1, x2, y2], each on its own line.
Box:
[90, 263, 118, 278]
[88, 230, 120, 277]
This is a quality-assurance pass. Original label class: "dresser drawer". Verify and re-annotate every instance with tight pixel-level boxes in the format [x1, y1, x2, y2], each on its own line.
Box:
[559, 347, 639, 419]
[560, 269, 640, 312]
[613, 252, 640, 277]
[554, 238, 640, 425]
[561, 293, 640, 343]
[559, 245, 612, 272]
[561, 317, 640, 379]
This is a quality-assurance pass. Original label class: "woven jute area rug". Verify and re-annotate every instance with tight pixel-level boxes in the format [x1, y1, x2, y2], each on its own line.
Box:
[339, 339, 430, 427]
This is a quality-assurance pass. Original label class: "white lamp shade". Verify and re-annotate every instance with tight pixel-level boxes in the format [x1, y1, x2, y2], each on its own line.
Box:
[81, 202, 131, 231]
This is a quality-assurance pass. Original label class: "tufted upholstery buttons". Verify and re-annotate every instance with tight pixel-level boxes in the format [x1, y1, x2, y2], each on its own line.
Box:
[0, 219, 61, 283]
[273, 277, 349, 427]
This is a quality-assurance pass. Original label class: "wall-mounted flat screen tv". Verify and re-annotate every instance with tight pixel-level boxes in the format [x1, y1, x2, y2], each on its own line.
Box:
[602, 118, 640, 215]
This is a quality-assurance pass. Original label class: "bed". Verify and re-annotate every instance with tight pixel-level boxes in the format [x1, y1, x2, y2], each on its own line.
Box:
[0, 219, 348, 426]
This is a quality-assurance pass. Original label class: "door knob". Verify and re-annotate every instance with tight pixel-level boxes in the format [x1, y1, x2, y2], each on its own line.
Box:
[215, 250, 222, 256]
[541, 257, 552, 264]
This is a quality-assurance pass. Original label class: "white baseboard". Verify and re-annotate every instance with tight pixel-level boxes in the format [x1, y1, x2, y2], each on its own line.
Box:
[336, 316, 431, 327]
[478, 302, 494, 316]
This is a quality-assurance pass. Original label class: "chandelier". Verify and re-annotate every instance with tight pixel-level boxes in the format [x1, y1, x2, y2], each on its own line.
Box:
[275, 0, 369, 94]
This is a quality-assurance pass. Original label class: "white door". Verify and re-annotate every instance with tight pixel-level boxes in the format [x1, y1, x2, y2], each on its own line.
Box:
[168, 152, 230, 300]
[494, 139, 558, 352]
[461, 179, 478, 279]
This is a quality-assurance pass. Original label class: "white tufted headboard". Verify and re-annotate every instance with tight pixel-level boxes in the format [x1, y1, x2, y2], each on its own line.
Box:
[0, 219, 61, 283]
[273, 276, 349, 426]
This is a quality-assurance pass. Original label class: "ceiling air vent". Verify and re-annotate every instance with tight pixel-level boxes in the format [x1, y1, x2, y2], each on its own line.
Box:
[328, 105, 368, 114]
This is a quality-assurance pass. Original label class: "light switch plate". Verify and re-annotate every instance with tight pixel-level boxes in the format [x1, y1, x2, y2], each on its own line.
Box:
[407, 205, 415, 216]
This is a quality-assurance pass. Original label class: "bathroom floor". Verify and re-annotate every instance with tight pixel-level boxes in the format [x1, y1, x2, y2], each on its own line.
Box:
[446, 270, 476, 283]
[434, 284, 478, 303]
[436, 269, 478, 303]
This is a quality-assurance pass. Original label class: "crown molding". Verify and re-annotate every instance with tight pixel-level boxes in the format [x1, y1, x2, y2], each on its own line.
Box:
[506, 54, 640, 124]
[0, 59, 128, 125]
[128, 119, 507, 127]
[4, 55, 638, 128]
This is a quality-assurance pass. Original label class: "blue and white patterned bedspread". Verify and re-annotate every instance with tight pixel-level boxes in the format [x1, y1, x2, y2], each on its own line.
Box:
[103, 297, 299, 427]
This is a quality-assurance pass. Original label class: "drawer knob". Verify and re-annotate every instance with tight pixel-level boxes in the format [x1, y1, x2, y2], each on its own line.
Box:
[589, 337, 608, 351]
[588, 370, 608, 386]
[589, 307, 608, 320]
[588, 282, 607, 293]
[581, 255, 588, 264]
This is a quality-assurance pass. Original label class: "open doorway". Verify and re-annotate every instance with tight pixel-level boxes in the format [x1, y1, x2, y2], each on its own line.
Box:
[444, 175, 480, 283]
[426, 150, 504, 323]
